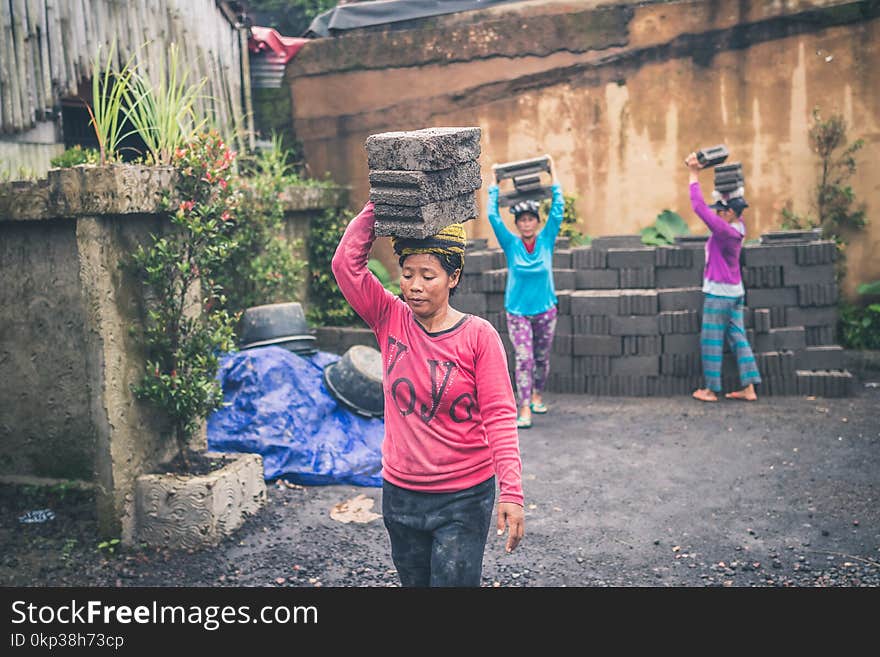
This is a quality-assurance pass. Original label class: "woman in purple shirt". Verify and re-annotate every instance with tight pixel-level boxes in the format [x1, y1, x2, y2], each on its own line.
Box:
[685, 152, 762, 402]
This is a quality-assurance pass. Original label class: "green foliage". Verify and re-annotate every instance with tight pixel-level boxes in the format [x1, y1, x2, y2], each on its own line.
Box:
[540, 193, 590, 245]
[246, 0, 338, 36]
[858, 280, 880, 297]
[96, 538, 121, 555]
[306, 207, 362, 327]
[642, 209, 690, 246]
[368, 258, 400, 296]
[124, 43, 208, 165]
[130, 131, 239, 470]
[839, 303, 880, 350]
[87, 41, 138, 164]
[50, 146, 100, 168]
[214, 136, 306, 316]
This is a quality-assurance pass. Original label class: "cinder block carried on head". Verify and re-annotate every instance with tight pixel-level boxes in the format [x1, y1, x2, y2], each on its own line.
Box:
[369, 161, 482, 206]
[374, 193, 477, 238]
[366, 127, 481, 171]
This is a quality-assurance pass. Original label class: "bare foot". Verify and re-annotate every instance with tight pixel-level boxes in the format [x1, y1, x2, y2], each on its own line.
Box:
[725, 384, 757, 401]
[692, 388, 718, 402]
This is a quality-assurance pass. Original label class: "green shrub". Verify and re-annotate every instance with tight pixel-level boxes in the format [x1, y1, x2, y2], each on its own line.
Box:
[50, 146, 99, 168]
[642, 209, 689, 246]
[306, 207, 362, 327]
[540, 193, 590, 245]
[839, 280, 880, 350]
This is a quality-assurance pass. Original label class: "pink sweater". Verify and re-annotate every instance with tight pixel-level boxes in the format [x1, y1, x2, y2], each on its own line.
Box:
[331, 203, 524, 505]
[690, 182, 745, 285]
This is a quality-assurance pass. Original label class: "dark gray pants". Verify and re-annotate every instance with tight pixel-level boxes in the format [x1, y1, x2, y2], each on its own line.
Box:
[382, 476, 495, 588]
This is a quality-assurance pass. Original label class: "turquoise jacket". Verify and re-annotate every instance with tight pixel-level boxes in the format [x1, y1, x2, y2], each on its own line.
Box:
[487, 182, 564, 316]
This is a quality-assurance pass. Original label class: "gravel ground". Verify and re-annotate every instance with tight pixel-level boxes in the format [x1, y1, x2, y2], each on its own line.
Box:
[2, 385, 878, 588]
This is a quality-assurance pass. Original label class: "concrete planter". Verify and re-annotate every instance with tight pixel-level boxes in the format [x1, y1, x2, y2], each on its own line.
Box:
[134, 452, 266, 550]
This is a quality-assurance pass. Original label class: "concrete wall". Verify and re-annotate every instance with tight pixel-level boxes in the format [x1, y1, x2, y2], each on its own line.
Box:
[286, 0, 880, 298]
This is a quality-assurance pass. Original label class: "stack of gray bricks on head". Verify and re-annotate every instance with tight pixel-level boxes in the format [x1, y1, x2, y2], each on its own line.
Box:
[366, 127, 482, 238]
[456, 229, 853, 397]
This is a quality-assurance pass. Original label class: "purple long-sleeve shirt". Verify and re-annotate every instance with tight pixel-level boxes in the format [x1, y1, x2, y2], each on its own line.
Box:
[690, 182, 745, 290]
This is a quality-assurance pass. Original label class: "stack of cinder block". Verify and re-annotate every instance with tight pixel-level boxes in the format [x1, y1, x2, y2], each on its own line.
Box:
[454, 230, 853, 397]
[366, 127, 482, 238]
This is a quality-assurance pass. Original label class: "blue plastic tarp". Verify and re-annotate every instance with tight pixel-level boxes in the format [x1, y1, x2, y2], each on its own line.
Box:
[207, 347, 384, 487]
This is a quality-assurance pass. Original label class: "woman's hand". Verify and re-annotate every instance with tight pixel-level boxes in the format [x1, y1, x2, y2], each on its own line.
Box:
[685, 151, 702, 171]
[545, 153, 557, 184]
[496, 502, 525, 553]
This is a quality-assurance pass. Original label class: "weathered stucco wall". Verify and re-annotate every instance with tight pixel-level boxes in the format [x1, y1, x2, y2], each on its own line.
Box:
[286, 0, 880, 297]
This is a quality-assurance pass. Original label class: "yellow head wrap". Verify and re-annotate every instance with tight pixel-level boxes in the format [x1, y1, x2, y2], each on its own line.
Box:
[391, 223, 467, 266]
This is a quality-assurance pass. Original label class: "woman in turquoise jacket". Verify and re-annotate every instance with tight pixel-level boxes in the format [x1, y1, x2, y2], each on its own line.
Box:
[487, 157, 564, 428]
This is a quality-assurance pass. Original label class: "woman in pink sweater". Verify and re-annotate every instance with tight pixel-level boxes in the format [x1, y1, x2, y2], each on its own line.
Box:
[331, 202, 525, 587]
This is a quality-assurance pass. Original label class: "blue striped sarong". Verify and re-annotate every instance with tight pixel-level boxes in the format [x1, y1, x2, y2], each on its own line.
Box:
[700, 294, 762, 392]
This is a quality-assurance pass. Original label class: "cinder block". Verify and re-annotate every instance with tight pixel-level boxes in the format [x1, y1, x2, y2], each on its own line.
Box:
[663, 334, 701, 355]
[575, 269, 619, 289]
[458, 272, 482, 293]
[746, 287, 798, 308]
[591, 236, 644, 250]
[365, 127, 481, 171]
[659, 310, 701, 334]
[489, 250, 507, 269]
[619, 268, 655, 288]
[556, 290, 573, 315]
[742, 265, 784, 288]
[660, 353, 701, 376]
[374, 193, 477, 238]
[571, 290, 621, 316]
[555, 314, 572, 334]
[465, 250, 494, 272]
[619, 290, 659, 315]
[574, 356, 611, 377]
[796, 370, 853, 398]
[369, 161, 481, 205]
[755, 327, 806, 353]
[783, 264, 835, 286]
[656, 267, 702, 288]
[454, 293, 486, 315]
[555, 237, 571, 249]
[553, 268, 576, 290]
[552, 333, 572, 355]
[795, 345, 844, 371]
[743, 244, 797, 267]
[550, 353, 573, 375]
[485, 312, 505, 331]
[572, 335, 622, 356]
[786, 306, 838, 327]
[768, 306, 786, 328]
[622, 335, 662, 355]
[795, 241, 836, 265]
[753, 309, 771, 334]
[486, 292, 505, 313]
[571, 247, 607, 269]
[607, 248, 655, 269]
[655, 247, 694, 268]
[609, 315, 659, 336]
[466, 238, 488, 251]
[805, 325, 836, 346]
[797, 283, 838, 307]
[553, 250, 573, 269]
[480, 269, 507, 293]
[659, 287, 703, 312]
[573, 315, 611, 334]
[584, 376, 612, 395]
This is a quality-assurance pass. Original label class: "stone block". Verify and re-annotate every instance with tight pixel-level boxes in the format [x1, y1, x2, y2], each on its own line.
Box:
[552, 333, 572, 355]
[797, 283, 839, 307]
[555, 314, 572, 334]
[619, 268, 655, 288]
[742, 265, 783, 288]
[795, 345, 844, 371]
[572, 335, 622, 356]
[591, 235, 643, 250]
[785, 306, 838, 327]
[783, 264, 835, 286]
[805, 325, 836, 346]
[622, 335, 662, 355]
[571, 290, 620, 316]
[660, 353, 701, 376]
[755, 327, 806, 353]
[609, 315, 659, 336]
[746, 287, 798, 308]
[553, 268, 576, 290]
[607, 247, 655, 269]
[365, 127, 481, 171]
[369, 160, 481, 205]
[556, 290, 573, 315]
[374, 192, 477, 238]
[553, 249, 573, 269]
[752, 308, 771, 334]
[486, 292, 505, 313]
[573, 315, 611, 334]
[794, 241, 836, 265]
[454, 293, 487, 315]
[618, 290, 659, 315]
[656, 266, 702, 288]
[611, 356, 659, 376]
[571, 247, 607, 269]
[575, 269, 619, 289]
[573, 356, 611, 377]
[658, 310, 701, 334]
[658, 287, 703, 311]
[480, 269, 507, 293]
[743, 244, 797, 267]
[655, 246, 694, 268]
[663, 334, 701, 355]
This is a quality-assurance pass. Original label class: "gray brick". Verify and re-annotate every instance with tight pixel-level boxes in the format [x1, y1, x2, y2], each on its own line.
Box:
[374, 193, 477, 238]
[611, 356, 660, 377]
[550, 353, 573, 375]
[796, 370, 853, 398]
[655, 247, 694, 268]
[607, 247, 655, 269]
[795, 345, 844, 371]
[656, 266, 702, 289]
[454, 293, 486, 315]
[795, 241, 836, 265]
[575, 269, 619, 289]
[661, 353, 701, 375]
[622, 335, 662, 355]
[805, 325, 836, 346]
[365, 127, 481, 171]
[572, 335, 622, 356]
[742, 265, 784, 288]
[768, 306, 786, 328]
[746, 287, 798, 308]
[753, 309, 771, 334]
[591, 235, 644, 250]
[797, 283, 838, 307]
[659, 310, 701, 334]
[610, 315, 659, 336]
[556, 290, 573, 315]
[658, 287, 703, 312]
[743, 244, 797, 267]
[783, 264, 835, 286]
[489, 250, 507, 269]
[620, 268, 655, 288]
[466, 238, 488, 251]
[573, 315, 611, 334]
[555, 237, 571, 249]
[552, 334, 572, 355]
[369, 160, 482, 205]
[553, 249, 573, 269]
[786, 306, 838, 327]
[458, 272, 482, 293]
[480, 269, 507, 293]
[755, 327, 806, 353]
[486, 293, 505, 313]
[571, 247, 607, 269]
[548, 373, 585, 394]
[574, 356, 612, 377]
[619, 290, 659, 315]
[571, 290, 620, 316]
[555, 314, 572, 334]
[465, 250, 494, 272]
[485, 312, 505, 331]
[663, 334, 701, 355]
[553, 268, 576, 291]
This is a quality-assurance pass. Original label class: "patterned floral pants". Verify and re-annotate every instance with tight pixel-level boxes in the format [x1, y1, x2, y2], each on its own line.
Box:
[506, 305, 558, 408]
